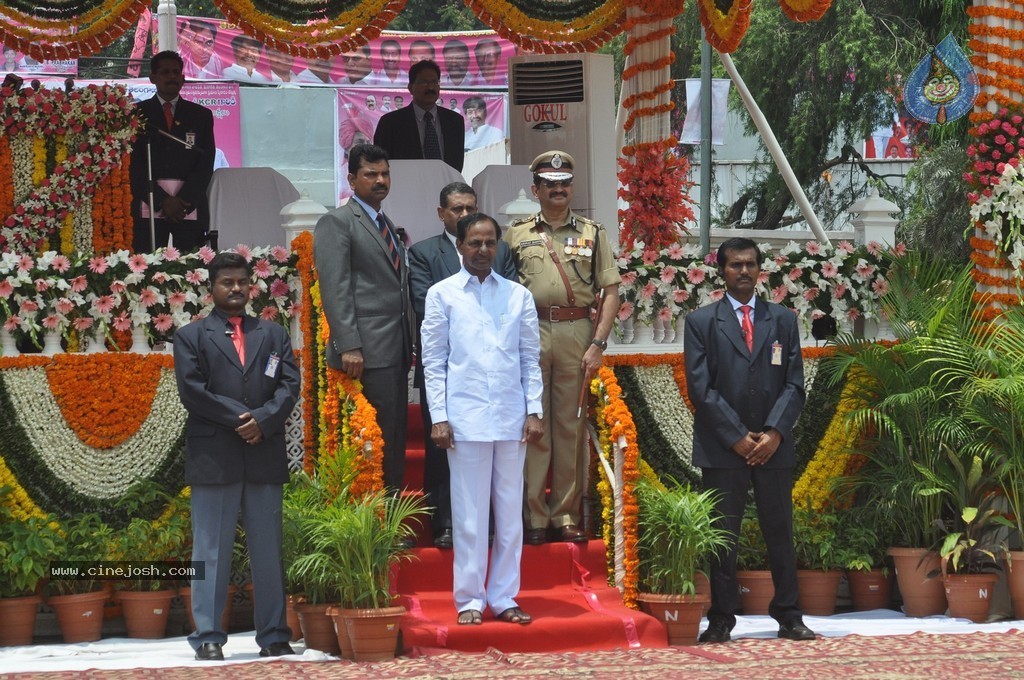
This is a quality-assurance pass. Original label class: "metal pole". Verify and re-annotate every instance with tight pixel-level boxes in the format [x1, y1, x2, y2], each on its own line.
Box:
[157, 0, 178, 52]
[717, 50, 831, 245]
[699, 30, 712, 257]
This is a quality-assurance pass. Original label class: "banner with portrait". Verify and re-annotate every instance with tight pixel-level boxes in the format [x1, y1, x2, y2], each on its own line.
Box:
[162, 17, 514, 89]
[124, 81, 243, 169]
[334, 88, 507, 204]
[1, 40, 76, 76]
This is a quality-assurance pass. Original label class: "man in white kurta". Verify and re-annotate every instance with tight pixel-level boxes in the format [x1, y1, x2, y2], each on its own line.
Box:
[421, 213, 544, 626]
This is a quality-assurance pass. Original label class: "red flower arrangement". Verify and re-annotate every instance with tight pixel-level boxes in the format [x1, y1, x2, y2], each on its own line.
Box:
[964, 105, 1024, 201]
[617, 137, 695, 254]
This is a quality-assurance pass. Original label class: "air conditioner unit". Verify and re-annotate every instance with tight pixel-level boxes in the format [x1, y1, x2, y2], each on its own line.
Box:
[508, 53, 616, 236]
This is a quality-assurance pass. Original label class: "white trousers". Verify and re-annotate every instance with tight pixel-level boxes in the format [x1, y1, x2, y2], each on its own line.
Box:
[448, 439, 525, 615]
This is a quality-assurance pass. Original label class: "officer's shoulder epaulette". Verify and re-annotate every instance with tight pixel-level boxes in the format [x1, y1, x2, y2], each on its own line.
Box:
[508, 216, 536, 229]
[574, 214, 603, 230]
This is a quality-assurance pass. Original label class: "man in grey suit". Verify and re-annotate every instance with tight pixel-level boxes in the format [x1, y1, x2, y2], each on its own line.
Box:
[314, 144, 414, 497]
[684, 237, 815, 644]
[409, 182, 517, 548]
[173, 251, 300, 661]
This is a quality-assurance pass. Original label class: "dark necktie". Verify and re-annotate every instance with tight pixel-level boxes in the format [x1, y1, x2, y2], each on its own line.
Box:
[163, 101, 174, 131]
[740, 305, 754, 354]
[422, 111, 442, 160]
[377, 214, 400, 271]
[229, 317, 245, 365]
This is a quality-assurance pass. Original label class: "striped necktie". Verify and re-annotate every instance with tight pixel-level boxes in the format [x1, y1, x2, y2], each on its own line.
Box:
[228, 317, 245, 365]
[740, 305, 753, 354]
[377, 214, 400, 271]
[422, 111, 442, 160]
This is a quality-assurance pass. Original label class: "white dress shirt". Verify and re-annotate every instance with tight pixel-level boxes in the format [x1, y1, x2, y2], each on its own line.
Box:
[421, 268, 543, 442]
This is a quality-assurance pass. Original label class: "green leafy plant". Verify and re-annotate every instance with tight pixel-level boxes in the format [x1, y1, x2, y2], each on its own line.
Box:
[834, 504, 891, 573]
[736, 505, 769, 572]
[635, 478, 730, 596]
[792, 501, 844, 572]
[48, 513, 116, 596]
[109, 482, 191, 591]
[0, 487, 60, 598]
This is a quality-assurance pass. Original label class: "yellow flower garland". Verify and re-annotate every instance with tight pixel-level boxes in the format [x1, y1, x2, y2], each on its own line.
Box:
[0, 455, 50, 521]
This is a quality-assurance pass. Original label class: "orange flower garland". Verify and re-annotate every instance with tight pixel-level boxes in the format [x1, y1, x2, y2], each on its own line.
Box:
[0, 0, 150, 60]
[91, 158, 133, 254]
[778, 0, 833, 23]
[291, 231, 318, 473]
[696, 0, 754, 54]
[44, 354, 167, 449]
[464, 0, 627, 54]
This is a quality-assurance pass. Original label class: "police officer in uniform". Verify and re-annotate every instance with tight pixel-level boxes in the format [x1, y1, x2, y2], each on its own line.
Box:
[503, 150, 620, 545]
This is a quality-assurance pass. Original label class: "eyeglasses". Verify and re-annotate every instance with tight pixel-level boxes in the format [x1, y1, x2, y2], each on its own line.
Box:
[539, 178, 573, 189]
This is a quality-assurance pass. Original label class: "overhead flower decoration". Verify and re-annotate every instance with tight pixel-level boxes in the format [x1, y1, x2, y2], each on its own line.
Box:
[212, 0, 408, 58]
[0, 84, 138, 253]
[0, 0, 150, 60]
[777, 0, 832, 22]
[695, 0, 754, 53]
[966, 2, 1024, 113]
[465, 0, 627, 53]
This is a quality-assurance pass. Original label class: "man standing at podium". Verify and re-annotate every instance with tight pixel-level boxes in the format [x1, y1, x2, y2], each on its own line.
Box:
[129, 50, 215, 252]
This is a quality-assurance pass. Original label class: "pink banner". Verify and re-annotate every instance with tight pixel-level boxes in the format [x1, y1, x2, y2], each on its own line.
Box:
[168, 17, 513, 88]
[125, 80, 243, 169]
[334, 88, 507, 203]
[1, 42, 76, 76]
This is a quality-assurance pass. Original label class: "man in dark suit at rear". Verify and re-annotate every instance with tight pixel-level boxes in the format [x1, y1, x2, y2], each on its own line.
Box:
[130, 50, 215, 252]
[173, 251, 300, 661]
[373, 59, 465, 172]
[408, 181, 516, 548]
[684, 237, 815, 644]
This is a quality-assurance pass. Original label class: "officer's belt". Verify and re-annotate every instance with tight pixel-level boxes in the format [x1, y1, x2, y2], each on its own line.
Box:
[537, 305, 591, 322]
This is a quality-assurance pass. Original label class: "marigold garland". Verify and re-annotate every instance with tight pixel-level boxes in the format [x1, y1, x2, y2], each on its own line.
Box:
[292, 231, 319, 474]
[0, 0, 150, 60]
[778, 0, 833, 23]
[696, 0, 754, 54]
[465, 0, 626, 53]
[45, 354, 167, 449]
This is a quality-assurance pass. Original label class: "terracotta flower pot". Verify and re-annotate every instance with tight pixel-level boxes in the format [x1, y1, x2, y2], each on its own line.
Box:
[178, 584, 236, 633]
[287, 594, 303, 642]
[1003, 551, 1024, 620]
[116, 589, 176, 639]
[636, 592, 709, 646]
[0, 594, 42, 647]
[343, 606, 406, 662]
[327, 606, 358, 660]
[48, 590, 109, 643]
[796, 569, 842, 616]
[944, 573, 998, 623]
[736, 570, 774, 615]
[847, 568, 894, 611]
[887, 547, 946, 617]
[295, 602, 340, 655]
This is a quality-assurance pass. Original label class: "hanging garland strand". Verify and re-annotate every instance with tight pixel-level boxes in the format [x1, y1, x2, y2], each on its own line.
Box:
[463, 0, 627, 53]
[0, 0, 150, 60]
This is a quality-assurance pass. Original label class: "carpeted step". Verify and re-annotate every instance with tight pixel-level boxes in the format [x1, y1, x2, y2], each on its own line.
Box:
[395, 539, 668, 653]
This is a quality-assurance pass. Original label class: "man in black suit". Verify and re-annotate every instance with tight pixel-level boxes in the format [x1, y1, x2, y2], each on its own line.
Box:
[173, 252, 300, 661]
[409, 182, 517, 548]
[684, 237, 815, 644]
[373, 59, 465, 172]
[130, 50, 215, 252]
[313, 144, 415, 497]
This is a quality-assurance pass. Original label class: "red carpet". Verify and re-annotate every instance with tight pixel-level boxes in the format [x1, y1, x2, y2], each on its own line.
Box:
[397, 405, 667, 653]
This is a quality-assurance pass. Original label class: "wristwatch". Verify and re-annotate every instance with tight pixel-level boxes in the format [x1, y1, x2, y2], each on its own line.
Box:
[591, 338, 608, 351]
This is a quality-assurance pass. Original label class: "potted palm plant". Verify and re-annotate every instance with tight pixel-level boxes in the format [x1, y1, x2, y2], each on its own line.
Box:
[47, 513, 116, 643]
[835, 504, 893, 611]
[792, 502, 844, 616]
[0, 488, 60, 647]
[635, 478, 730, 646]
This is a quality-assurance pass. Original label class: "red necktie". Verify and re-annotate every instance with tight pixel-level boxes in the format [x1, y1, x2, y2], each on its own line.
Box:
[740, 305, 754, 354]
[163, 101, 174, 131]
[229, 317, 245, 365]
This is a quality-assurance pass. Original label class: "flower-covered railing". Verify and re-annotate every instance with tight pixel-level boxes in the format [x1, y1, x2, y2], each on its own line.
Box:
[1, 84, 137, 255]
[292, 231, 383, 497]
[590, 345, 871, 608]
[616, 239, 904, 331]
[0, 245, 297, 354]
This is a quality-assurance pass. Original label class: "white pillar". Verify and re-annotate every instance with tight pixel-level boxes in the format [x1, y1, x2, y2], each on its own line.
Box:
[848, 188, 899, 247]
[281, 192, 328, 348]
[157, 0, 178, 52]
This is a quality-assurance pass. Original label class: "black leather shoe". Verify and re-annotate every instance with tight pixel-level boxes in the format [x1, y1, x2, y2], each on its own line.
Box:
[259, 642, 296, 657]
[556, 524, 588, 543]
[524, 528, 547, 545]
[698, 621, 731, 644]
[195, 642, 224, 660]
[434, 528, 453, 549]
[778, 621, 816, 640]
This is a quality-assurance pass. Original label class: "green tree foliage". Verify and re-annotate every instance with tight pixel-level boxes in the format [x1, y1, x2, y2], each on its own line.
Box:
[389, 0, 486, 32]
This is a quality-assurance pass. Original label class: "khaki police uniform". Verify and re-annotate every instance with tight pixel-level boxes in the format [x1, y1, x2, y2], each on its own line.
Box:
[504, 210, 620, 530]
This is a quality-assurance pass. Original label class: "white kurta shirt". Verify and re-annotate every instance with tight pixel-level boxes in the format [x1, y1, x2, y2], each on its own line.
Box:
[421, 268, 543, 442]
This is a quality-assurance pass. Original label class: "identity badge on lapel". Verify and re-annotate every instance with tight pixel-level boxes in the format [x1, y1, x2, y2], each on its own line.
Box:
[185, 132, 195, 149]
[265, 352, 280, 377]
[771, 342, 783, 366]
